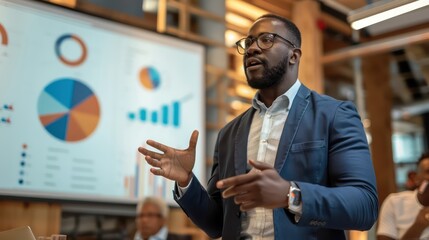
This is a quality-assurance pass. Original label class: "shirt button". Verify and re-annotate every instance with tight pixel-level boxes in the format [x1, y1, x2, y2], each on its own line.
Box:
[261, 139, 267, 143]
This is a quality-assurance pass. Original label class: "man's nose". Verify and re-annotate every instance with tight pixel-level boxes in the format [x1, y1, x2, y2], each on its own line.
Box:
[246, 40, 261, 55]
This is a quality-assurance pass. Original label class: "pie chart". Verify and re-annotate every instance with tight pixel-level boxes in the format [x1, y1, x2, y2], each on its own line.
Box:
[38, 78, 100, 142]
[139, 66, 160, 90]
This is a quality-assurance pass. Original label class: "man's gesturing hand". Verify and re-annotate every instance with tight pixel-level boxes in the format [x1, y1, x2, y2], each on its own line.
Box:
[216, 159, 291, 211]
[138, 130, 199, 187]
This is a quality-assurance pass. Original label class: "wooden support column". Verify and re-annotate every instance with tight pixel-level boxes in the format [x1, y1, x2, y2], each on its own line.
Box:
[363, 54, 396, 204]
[292, 0, 324, 93]
[0, 201, 61, 237]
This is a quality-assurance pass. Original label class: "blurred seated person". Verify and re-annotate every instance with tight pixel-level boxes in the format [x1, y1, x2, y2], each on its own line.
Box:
[405, 170, 418, 191]
[377, 152, 429, 240]
[134, 196, 191, 240]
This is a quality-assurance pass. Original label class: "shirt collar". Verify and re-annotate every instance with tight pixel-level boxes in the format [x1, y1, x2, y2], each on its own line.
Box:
[252, 79, 301, 115]
[134, 226, 168, 240]
[149, 226, 168, 240]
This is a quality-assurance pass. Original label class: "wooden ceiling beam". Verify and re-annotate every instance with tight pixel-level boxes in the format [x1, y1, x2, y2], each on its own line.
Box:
[321, 12, 352, 36]
[332, 0, 368, 10]
[324, 62, 353, 80]
[368, 22, 429, 41]
[226, 22, 248, 36]
[323, 28, 429, 64]
[226, 0, 268, 20]
[244, 0, 291, 18]
[274, 0, 295, 4]
[226, 8, 254, 22]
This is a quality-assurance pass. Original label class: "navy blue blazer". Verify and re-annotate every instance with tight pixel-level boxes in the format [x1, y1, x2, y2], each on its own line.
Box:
[175, 84, 378, 239]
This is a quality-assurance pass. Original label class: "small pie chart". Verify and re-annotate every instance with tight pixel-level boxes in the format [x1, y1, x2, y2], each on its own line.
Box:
[139, 66, 160, 90]
[37, 78, 100, 142]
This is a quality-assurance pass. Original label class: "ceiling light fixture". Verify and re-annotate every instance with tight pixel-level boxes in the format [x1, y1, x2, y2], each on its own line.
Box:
[348, 0, 429, 30]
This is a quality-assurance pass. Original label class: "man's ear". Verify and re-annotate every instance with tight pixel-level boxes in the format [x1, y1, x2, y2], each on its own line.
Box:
[290, 48, 302, 65]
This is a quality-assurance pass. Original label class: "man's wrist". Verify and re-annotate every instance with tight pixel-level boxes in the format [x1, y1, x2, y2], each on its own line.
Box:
[178, 172, 193, 187]
[285, 181, 291, 208]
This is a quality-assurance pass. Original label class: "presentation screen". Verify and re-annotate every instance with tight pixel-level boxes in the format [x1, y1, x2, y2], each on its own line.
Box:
[0, 0, 205, 205]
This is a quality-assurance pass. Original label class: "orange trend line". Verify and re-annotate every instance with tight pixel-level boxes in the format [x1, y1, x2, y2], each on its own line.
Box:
[0, 24, 8, 45]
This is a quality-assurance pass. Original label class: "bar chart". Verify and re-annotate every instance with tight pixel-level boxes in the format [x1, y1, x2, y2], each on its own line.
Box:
[124, 149, 171, 200]
[128, 100, 180, 127]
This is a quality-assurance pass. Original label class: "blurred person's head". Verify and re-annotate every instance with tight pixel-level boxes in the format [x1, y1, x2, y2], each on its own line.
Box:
[405, 170, 417, 190]
[136, 196, 169, 239]
[416, 152, 429, 185]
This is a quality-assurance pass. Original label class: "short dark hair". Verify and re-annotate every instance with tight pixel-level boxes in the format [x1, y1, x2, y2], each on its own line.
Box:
[256, 14, 302, 48]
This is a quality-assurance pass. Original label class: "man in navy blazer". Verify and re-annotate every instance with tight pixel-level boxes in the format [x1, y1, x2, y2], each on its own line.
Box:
[139, 14, 378, 239]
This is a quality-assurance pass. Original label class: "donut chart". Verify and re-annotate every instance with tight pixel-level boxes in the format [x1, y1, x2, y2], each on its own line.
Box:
[55, 34, 87, 66]
[38, 79, 100, 142]
[0, 23, 8, 46]
[139, 66, 160, 90]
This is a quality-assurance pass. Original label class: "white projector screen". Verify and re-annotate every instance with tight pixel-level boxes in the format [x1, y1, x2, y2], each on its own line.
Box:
[0, 0, 205, 205]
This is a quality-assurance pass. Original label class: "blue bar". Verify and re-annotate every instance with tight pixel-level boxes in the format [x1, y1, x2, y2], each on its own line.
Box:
[151, 111, 158, 123]
[161, 105, 168, 125]
[139, 109, 147, 121]
[128, 112, 136, 120]
[173, 101, 180, 127]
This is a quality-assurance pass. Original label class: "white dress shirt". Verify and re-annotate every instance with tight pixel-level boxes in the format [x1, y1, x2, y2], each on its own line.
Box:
[240, 80, 301, 240]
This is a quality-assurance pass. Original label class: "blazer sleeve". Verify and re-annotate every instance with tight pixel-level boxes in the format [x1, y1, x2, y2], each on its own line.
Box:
[173, 133, 223, 239]
[295, 101, 379, 230]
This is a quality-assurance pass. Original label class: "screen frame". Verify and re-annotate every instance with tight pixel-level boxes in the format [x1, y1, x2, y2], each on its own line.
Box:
[0, 0, 206, 208]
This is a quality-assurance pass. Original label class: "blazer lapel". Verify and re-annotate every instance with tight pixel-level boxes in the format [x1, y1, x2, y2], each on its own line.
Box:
[234, 108, 255, 175]
[274, 85, 311, 172]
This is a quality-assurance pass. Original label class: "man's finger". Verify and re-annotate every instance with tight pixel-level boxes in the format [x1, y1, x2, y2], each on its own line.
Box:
[146, 140, 170, 152]
[145, 156, 162, 168]
[217, 173, 258, 189]
[222, 181, 255, 198]
[233, 191, 253, 204]
[249, 159, 273, 171]
[150, 167, 164, 176]
[139, 147, 164, 160]
[221, 185, 236, 198]
[240, 201, 257, 211]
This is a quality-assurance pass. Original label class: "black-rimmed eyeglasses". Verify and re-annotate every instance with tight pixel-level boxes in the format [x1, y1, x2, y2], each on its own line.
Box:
[235, 32, 297, 55]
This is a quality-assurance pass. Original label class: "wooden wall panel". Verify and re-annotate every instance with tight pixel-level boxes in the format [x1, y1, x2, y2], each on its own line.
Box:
[292, 0, 324, 93]
[0, 201, 61, 238]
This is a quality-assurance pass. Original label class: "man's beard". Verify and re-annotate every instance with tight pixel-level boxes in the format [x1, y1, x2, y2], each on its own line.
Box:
[246, 55, 289, 89]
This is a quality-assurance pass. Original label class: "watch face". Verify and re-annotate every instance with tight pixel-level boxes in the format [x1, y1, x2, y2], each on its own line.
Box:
[291, 189, 301, 205]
